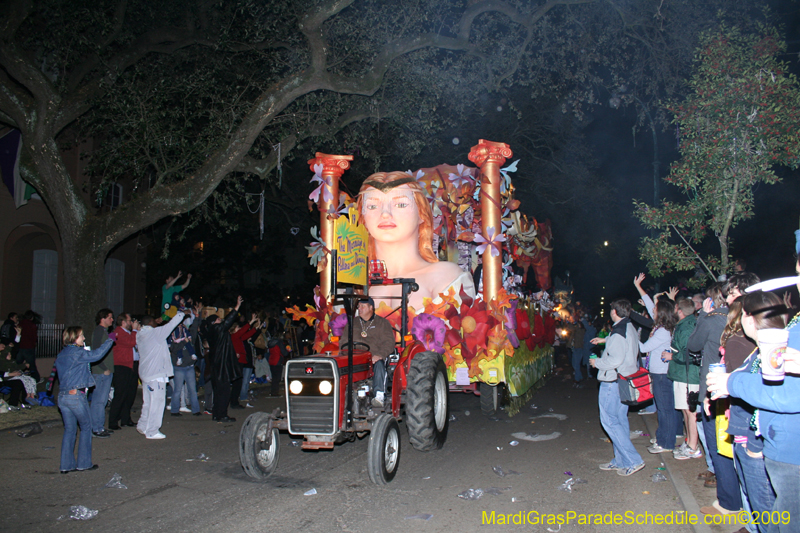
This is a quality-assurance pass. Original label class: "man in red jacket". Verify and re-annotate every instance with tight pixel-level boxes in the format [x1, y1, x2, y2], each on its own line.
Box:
[108, 313, 140, 430]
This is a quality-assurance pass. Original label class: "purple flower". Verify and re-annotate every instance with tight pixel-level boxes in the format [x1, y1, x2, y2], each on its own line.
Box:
[330, 313, 348, 337]
[447, 164, 475, 189]
[505, 299, 519, 348]
[474, 226, 507, 258]
[411, 313, 446, 354]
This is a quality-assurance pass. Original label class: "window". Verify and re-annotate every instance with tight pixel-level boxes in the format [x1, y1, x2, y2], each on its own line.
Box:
[31, 250, 58, 323]
[105, 259, 125, 315]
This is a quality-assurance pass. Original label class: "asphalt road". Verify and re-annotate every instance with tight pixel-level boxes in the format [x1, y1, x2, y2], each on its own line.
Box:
[2, 372, 734, 533]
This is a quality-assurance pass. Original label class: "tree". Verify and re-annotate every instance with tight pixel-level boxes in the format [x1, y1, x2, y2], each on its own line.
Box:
[634, 26, 800, 284]
[0, 0, 751, 329]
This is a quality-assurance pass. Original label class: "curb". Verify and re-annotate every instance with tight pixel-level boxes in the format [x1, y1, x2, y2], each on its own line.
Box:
[642, 415, 713, 533]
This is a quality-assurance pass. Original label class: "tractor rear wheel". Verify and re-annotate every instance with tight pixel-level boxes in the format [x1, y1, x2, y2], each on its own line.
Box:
[406, 351, 449, 451]
[367, 414, 400, 485]
[239, 412, 280, 480]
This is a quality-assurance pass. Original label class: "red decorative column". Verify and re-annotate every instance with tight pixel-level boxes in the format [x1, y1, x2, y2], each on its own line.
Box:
[307, 153, 353, 301]
[468, 140, 512, 303]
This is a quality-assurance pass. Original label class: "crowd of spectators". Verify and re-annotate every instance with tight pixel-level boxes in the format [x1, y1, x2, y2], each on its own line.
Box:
[1, 270, 297, 472]
[583, 237, 800, 530]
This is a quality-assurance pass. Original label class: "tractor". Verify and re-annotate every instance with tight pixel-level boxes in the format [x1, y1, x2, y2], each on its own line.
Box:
[239, 273, 449, 485]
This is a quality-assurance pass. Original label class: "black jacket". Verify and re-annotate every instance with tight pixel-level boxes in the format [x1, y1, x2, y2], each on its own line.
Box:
[206, 311, 243, 383]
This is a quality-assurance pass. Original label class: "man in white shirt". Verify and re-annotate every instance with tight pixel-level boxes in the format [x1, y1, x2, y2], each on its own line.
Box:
[136, 312, 184, 439]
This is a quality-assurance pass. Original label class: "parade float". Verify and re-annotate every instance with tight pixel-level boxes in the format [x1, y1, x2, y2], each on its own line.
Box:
[288, 140, 557, 415]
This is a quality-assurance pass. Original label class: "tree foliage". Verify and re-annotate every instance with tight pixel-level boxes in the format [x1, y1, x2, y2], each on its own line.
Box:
[634, 26, 800, 284]
[0, 0, 758, 327]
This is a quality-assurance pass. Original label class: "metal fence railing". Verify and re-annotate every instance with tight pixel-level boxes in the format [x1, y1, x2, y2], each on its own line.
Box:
[36, 324, 64, 358]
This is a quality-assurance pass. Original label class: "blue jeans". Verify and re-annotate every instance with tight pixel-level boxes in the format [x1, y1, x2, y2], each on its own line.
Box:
[58, 391, 93, 471]
[89, 373, 113, 433]
[702, 406, 742, 511]
[735, 443, 776, 533]
[652, 373, 679, 449]
[171, 366, 200, 414]
[764, 457, 800, 533]
[598, 381, 643, 469]
[572, 348, 588, 382]
[696, 404, 715, 472]
[373, 359, 386, 393]
[239, 366, 253, 402]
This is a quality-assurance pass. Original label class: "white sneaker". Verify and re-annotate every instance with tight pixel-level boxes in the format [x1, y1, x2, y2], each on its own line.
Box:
[245, 403, 254, 408]
[136, 427, 145, 435]
[179, 407, 191, 413]
[372, 392, 385, 408]
[146, 432, 166, 439]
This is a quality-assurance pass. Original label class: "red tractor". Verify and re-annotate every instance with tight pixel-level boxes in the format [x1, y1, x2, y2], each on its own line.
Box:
[239, 278, 449, 485]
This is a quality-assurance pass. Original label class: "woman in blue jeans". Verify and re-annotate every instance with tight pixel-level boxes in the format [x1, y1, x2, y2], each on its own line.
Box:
[633, 274, 680, 454]
[54, 327, 114, 474]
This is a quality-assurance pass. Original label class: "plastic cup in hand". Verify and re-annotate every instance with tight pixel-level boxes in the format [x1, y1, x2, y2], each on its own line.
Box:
[708, 363, 727, 399]
[757, 329, 789, 382]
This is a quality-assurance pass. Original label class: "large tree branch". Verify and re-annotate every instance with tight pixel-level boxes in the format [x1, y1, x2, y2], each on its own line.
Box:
[0, 67, 28, 128]
[300, 0, 356, 71]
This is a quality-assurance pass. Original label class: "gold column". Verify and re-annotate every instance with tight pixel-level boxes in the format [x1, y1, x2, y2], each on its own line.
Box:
[468, 140, 512, 303]
[307, 153, 353, 302]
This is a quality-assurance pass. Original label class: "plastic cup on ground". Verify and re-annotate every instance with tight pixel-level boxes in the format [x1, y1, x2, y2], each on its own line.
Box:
[757, 329, 789, 382]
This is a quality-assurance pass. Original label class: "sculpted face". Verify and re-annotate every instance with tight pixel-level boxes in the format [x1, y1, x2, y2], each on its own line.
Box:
[361, 185, 420, 245]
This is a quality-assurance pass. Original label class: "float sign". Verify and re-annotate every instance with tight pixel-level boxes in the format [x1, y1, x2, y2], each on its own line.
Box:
[335, 207, 368, 285]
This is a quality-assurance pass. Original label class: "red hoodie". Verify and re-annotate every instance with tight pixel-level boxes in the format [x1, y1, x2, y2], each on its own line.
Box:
[231, 323, 258, 365]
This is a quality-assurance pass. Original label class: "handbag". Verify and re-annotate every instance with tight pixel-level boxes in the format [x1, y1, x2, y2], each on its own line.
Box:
[716, 398, 733, 458]
[618, 367, 653, 406]
[254, 331, 268, 350]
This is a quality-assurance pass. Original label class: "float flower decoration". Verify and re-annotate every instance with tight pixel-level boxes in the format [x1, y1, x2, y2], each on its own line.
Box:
[287, 286, 340, 352]
[329, 312, 348, 337]
[447, 164, 475, 190]
[308, 163, 333, 204]
[305, 226, 329, 272]
[336, 192, 356, 218]
[504, 298, 520, 348]
[474, 226, 506, 258]
[411, 313, 447, 354]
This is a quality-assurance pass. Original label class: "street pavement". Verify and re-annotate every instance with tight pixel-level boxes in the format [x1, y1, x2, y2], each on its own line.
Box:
[1, 369, 745, 533]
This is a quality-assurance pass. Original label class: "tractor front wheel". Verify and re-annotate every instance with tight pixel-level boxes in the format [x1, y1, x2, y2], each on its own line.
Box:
[367, 414, 401, 485]
[240, 412, 280, 480]
[406, 351, 449, 451]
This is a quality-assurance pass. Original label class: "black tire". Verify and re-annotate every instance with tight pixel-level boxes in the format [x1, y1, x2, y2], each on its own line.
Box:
[367, 414, 400, 485]
[406, 351, 449, 451]
[239, 412, 280, 480]
[479, 382, 502, 416]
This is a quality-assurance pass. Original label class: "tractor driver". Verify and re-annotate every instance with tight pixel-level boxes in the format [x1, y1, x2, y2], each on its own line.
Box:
[340, 297, 395, 408]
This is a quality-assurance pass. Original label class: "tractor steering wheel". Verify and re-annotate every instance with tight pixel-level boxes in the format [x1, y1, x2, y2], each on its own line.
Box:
[349, 341, 370, 352]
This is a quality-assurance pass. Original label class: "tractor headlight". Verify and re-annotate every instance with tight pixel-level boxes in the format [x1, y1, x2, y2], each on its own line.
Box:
[289, 380, 303, 395]
[319, 380, 333, 395]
